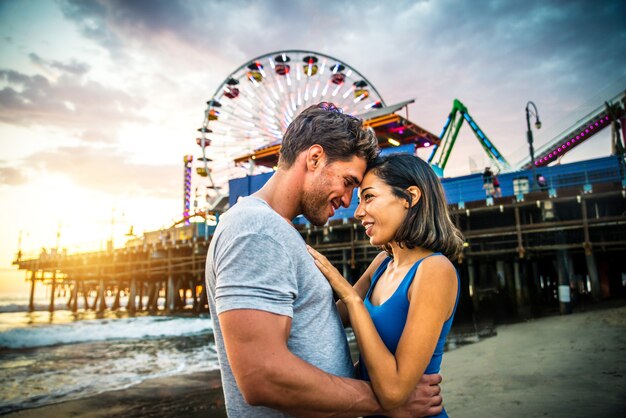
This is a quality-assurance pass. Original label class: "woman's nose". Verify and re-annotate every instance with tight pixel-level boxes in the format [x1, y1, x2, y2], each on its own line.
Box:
[355, 200, 365, 219]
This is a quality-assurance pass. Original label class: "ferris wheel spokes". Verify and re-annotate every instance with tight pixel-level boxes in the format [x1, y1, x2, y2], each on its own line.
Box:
[199, 50, 386, 187]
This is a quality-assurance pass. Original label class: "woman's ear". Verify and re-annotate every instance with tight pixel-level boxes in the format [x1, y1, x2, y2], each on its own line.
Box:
[406, 186, 421, 208]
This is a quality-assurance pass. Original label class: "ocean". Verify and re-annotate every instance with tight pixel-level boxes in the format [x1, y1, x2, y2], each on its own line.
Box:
[1, 292, 466, 415]
[0, 295, 219, 414]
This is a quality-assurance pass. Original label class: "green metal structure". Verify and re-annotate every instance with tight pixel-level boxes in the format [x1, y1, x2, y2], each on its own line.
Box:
[428, 99, 510, 174]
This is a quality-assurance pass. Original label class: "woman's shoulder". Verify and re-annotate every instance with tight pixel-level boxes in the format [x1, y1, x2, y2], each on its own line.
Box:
[408, 254, 457, 303]
[363, 252, 390, 282]
[409, 254, 458, 306]
[417, 253, 457, 280]
[370, 251, 389, 269]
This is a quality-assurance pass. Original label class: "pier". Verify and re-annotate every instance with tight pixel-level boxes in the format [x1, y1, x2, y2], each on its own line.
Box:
[16, 224, 213, 314]
[14, 155, 626, 320]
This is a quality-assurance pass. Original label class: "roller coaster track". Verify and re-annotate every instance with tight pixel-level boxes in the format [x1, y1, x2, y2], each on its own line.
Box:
[517, 90, 626, 170]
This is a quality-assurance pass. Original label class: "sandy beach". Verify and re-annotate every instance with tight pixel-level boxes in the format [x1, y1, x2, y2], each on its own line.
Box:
[6, 304, 625, 417]
[442, 304, 626, 417]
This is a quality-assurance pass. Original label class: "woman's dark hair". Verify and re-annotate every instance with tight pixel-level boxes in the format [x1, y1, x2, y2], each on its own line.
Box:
[278, 102, 379, 168]
[369, 153, 464, 260]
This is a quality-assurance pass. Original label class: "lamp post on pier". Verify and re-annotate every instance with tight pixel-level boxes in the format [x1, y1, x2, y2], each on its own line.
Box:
[525, 101, 542, 190]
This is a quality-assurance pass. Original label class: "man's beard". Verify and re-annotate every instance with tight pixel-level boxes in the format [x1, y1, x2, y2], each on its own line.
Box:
[301, 182, 330, 227]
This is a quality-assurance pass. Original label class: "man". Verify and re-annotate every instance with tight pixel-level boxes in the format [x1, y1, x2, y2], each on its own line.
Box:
[206, 102, 443, 417]
[482, 166, 494, 197]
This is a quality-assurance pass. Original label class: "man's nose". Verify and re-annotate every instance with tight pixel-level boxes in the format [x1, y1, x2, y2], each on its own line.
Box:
[341, 189, 354, 208]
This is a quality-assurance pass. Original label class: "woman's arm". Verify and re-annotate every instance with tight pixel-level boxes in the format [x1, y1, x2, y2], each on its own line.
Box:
[308, 248, 457, 410]
[351, 256, 457, 409]
[335, 251, 387, 326]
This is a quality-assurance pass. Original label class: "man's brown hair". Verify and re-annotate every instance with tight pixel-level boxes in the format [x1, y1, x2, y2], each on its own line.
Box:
[278, 102, 379, 168]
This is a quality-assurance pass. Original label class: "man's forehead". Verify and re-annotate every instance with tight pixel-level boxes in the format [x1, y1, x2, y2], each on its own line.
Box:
[334, 156, 367, 179]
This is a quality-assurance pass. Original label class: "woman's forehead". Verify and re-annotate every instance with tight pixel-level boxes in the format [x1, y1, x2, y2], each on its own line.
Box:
[360, 171, 384, 188]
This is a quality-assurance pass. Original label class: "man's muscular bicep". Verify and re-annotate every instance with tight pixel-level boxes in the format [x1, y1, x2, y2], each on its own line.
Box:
[219, 309, 292, 402]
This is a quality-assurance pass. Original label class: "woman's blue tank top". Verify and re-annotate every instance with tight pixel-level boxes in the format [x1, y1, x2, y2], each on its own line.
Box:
[358, 254, 459, 417]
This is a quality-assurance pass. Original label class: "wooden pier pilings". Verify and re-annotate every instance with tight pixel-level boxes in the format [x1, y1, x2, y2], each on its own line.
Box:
[17, 231, 211, 314]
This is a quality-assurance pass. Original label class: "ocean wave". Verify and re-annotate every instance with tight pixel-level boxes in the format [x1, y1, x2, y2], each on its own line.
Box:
[0, 333, 220, 414]
[0, 316, 213, 349]
[0, 303, 29, 313]
[0, 296, 163, 314]
[0, 295, 88, 313]
[0, 302, 66, 313]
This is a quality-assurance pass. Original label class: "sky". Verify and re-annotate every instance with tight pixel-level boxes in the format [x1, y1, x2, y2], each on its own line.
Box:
[1, 0, 625, 295]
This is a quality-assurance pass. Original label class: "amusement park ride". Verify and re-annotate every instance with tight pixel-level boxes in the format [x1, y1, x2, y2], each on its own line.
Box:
[190, 49, 442, 221]
[196, 51, 385, 179]
[427, 98, 511, 176]
[186, 49, 626, 223]
[517, 90, 626, 170]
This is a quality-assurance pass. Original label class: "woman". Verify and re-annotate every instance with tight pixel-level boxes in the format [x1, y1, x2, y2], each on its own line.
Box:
[308, 153, 464, 417]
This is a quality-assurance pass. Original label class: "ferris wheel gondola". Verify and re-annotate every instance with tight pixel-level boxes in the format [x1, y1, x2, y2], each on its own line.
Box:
[197, 50, 386, 201]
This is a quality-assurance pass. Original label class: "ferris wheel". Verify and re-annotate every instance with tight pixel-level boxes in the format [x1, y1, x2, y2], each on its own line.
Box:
[196, 50, 386, 200]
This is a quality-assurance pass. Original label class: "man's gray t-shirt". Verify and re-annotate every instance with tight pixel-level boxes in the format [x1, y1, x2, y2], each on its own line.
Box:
[206, 196, 354, 417]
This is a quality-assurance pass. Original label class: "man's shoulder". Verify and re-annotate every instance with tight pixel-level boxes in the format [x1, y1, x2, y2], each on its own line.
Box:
[221, 197, 275, 226]
[217, 197, 290, 240]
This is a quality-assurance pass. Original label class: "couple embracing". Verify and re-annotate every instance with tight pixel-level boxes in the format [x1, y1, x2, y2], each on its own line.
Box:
[206, 102, 464, 417]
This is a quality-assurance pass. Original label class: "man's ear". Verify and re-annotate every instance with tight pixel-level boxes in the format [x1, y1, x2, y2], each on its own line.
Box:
[306, 144, 325, 171]
[406, 186, 421, 208]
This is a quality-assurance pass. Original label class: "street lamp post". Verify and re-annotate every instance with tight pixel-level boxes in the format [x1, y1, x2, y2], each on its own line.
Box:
[525, 101, 541, 191]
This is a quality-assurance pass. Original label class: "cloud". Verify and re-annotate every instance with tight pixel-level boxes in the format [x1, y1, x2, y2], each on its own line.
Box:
[34, 145, 180, 198]
[50, 59, 90, 76]
[0, 69, 34, 85]
[57, 0, 203, 64]
[57, 0, 122, 54]
[0, 66, 146, 139]
[54, 1, 395, 71]
[29, 53, 91, 75]
[54, 0, 626, 80]
[20, 0, 626, 174]
[78, 128, 117, 143]
[105, 0, 197, 35]
[0, 165, 29, 186]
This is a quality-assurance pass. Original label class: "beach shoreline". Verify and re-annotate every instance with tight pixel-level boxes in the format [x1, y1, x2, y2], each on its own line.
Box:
[6, 303, 625, 418]
[4, 370, 226, 418]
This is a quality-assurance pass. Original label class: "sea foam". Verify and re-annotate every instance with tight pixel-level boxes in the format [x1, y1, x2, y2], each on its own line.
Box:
[0, 316, 213, 349]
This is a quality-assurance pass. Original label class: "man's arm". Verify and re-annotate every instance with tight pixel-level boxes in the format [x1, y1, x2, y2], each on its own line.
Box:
[220, 309, 443, 417]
